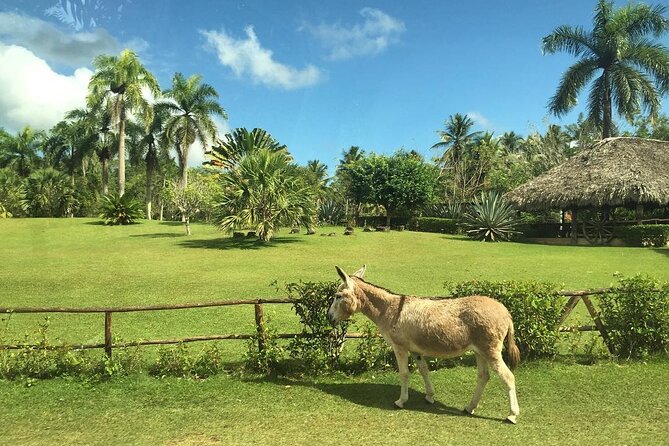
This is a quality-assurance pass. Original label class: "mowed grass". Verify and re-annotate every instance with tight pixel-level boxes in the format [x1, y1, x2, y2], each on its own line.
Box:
[1, 361, 668, 446]
[1, 217, 667, 345]
[1, 218, 669, 445]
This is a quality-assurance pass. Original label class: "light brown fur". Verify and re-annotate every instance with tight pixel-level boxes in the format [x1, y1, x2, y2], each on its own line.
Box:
[328, 266, 521, 423]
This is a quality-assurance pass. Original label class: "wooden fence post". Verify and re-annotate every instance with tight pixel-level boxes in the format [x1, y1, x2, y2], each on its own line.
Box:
[254, 302, 265, 354]
[104, 312, 113, 358]
[581, 296, 614, 355]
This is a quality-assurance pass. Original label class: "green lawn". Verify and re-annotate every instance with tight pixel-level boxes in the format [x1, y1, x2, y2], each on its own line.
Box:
[1, 218, 668, 445]
[1, 361, 668, 446]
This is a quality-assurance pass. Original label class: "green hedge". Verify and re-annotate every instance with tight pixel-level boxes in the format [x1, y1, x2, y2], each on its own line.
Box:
[446, 280, 565, 358]
[407, 217, 459, 234]
[599, 275, 669, 358]
[619, 224, 669, 247]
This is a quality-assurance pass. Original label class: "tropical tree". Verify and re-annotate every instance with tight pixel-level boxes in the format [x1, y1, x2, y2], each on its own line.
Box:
[0, 126, 43, 178]
[543, 0, 669, 138]
[87, 49, 160, 196]
[0, 168, 28, 217]
[206, 127, 287, 170]
[345, 151, 439, 226]
[432, 113, 482, 168]
[216, 149, 316, 241]
[25, 168, 76, 217]
[499, 131, 524, 154]
[160, 72, 226, 189]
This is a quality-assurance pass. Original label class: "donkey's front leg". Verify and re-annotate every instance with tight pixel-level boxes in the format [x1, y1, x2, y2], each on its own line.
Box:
[392, 346, 410, 409]
[416, 355, 435, 404]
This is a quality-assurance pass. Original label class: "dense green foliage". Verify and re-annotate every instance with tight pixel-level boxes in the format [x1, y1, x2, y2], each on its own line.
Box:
[599, 275, 669, 358]
[620, 224, 669, 247]
[447, 280, 566, 358]
[99, 193, 145, 225]
[464, 191, 521, 241]
[406, 216, 459, 234]
[345, 151, 439, 225]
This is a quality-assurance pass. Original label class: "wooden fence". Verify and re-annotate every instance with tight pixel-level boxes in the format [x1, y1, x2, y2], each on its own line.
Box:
[0, 288, 614, 358]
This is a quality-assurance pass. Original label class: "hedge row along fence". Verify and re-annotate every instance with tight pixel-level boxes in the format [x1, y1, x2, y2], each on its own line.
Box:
[1, 276, 667, 361]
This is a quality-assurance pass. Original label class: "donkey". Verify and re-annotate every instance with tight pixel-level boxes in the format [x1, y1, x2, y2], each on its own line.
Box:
[328, 265, 521, 424]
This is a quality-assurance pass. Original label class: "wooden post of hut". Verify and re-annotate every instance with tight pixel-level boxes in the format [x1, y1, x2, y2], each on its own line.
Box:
[571, 209, 578, 244]
[635, 204, 644, 224]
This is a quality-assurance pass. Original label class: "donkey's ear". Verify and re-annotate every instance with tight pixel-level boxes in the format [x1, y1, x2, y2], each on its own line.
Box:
[351, 265, 366, 278]
[335, 266, 355, 289]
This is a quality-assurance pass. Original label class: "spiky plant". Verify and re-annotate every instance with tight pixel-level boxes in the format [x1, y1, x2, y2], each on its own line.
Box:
[319, 199, 345, 225]
[100, 193, 145, 225]
[465, 191, 521, 242]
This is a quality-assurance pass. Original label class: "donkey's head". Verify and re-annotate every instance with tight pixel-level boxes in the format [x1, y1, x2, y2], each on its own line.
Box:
[327, 265, 367, 325]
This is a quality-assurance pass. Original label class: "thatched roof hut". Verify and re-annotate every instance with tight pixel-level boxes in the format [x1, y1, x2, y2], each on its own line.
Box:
[506, 137, 669, 211]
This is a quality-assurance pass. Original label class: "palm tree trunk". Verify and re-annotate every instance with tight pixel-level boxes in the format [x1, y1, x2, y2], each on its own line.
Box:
[179, 143, 189, 189]
[118, 104, 127, 197]
[101, 157, 110, 195]
[603, 75, 613, 139]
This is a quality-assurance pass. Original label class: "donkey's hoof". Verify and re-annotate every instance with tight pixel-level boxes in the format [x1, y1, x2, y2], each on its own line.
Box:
[425, 395, 435, 404]
[462, 407, 474, 416]
[393, 400, 405, 409]
[504, 415, 517, 425]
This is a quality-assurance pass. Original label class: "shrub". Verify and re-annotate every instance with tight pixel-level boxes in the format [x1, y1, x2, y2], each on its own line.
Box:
[348, 322, 394, 372]
[598, 275, 669, 358]
[446, 280, 565, 358]
[620, 224, 669, 247]
[244, 317, 284, 375]
[406, 217, 459, 234]
[319, 199, 345, 225]
[286, 281, 349, 372]
[464, 191, 521, 242]
[99, 193, 144, 225]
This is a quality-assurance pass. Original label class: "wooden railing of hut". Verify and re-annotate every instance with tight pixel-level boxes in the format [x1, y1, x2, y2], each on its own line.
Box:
[0, 288, 614, 358]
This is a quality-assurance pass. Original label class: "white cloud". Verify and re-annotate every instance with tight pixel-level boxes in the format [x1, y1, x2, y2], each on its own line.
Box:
[0, 43, 92, 132]
[0, 12, 147, 67]
[187, 115, 231, 167]
[201, 26, 323, 90]
[304, 8, 405, 60]
[467, 111, 494, 130]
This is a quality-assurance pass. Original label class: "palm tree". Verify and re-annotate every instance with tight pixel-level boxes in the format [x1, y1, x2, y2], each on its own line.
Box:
[0, 126, 43, 178]
[432, 113, 482, 168]
[205, 128, 287, 170]
[217, 149, 316, 241]
[160, 72, 226, 188]
[499, 131, 523, 154]
[87, 49, 160, 196]
[543, 0, 669, 138]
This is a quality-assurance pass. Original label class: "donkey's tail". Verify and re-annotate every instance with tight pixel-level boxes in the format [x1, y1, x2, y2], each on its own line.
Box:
[506, 320, 521, 370]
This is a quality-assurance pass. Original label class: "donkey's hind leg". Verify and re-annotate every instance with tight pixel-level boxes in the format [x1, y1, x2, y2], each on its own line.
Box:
[488, 352, 520, 424]
[464, 353, 490, 415]
[392, 346, 410, 409]
[416, 355, 435, 404]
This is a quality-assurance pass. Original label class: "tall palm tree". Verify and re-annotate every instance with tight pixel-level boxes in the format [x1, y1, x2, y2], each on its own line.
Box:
[0, 126, 43, 178]
[499, 131, 523, 154]
[206, 127, 287, 170]
[431, 113, 482, 168]
[87, 49, 160, 196]
[160, 72, 226, 188]
[543, 0, 669, 138]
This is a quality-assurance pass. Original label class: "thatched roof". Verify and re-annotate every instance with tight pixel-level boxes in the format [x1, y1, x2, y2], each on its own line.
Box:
[506, 137, 669, 211]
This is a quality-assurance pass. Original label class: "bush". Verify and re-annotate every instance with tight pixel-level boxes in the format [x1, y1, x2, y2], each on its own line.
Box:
[286, 281, 349, 373]
[149, 343, 226, 378]
[406, 217, 459, 234]
[244, 317, 284, 375]
[99, 193, 144, 225]
[446, 280, 565, 358]
[599, 275, 669, 358]
[348, 322, 394, 372]
[620, 224, 669, 247]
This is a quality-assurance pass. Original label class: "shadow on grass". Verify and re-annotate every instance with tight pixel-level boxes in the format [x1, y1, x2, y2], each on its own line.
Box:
[130, 233, 185, 239]
[159, 221, 185, 227]
[84, 220, 107, 226]
[247, 377, 499, 421]
[177, 236, 302, 250]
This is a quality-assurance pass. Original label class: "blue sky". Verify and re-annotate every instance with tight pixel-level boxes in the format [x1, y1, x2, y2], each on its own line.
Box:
[1, 0, 669, 169]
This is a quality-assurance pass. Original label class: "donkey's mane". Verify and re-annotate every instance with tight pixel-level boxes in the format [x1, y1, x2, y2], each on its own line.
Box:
[354, 277, 406, 298]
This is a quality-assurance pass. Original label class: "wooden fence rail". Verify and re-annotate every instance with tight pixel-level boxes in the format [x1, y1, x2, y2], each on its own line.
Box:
[0, 288, 615, 358]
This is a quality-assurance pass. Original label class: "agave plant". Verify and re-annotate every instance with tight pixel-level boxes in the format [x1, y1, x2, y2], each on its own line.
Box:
[465, 191, 520, 242]
[100, 193, 145, 225]
[319, 199, 345, 225]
